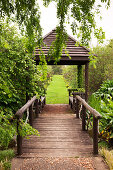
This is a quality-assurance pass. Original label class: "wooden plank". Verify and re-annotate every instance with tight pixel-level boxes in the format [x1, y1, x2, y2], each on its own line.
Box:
[20, 104, 93, 157]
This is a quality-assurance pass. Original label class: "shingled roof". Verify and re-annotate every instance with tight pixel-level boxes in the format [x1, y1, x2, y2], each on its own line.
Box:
[34, 29, 90, 65]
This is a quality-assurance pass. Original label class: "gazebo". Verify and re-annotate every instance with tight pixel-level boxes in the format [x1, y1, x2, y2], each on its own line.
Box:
[34, 29, 90, 101]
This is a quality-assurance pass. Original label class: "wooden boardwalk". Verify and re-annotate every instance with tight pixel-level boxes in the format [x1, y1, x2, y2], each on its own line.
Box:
[21, 104, 93, 158]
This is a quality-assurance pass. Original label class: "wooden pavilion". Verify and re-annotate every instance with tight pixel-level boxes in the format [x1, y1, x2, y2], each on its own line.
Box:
[34, 29, 90, 101]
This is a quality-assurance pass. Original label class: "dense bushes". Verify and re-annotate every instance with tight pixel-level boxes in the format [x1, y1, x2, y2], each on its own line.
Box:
[89, 79, 113, 144]
[0, 21, 51, 149]
[62, 39, 113, 94]
[62, 66, 78, 88]
[0, 22, 50, 112]
[0, 149, 15, 169]
[89, 39, 113, 93]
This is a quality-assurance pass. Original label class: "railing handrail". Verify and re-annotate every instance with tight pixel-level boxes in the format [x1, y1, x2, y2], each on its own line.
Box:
[15, 96, 37, 118]
[15, 95, 46, 155]
[75, 95, 102, 119]
[70, 93, 102, 154]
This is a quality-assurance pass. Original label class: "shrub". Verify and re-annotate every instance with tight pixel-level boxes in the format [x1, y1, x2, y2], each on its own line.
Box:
[89, 79, 113, 144]
[89, 39, 113, 93]
[0, 149, 15, 170]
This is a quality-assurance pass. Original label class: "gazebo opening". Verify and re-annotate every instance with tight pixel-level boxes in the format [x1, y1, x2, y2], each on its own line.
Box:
[34, 29, 90, 101]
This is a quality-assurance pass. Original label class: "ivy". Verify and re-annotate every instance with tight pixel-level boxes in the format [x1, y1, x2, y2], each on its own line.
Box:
[77, 65, 83, 88]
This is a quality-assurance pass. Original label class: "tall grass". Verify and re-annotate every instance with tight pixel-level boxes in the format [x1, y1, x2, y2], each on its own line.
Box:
[100, 148, 113, 170]
[0, 149, 15, 170]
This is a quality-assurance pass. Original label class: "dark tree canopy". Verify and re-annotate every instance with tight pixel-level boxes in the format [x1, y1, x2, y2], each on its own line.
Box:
[0, 0, 111, 58]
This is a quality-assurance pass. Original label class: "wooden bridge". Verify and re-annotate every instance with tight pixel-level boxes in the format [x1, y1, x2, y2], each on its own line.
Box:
[15, 91, 101, 158]
[11, 29, 107, 169]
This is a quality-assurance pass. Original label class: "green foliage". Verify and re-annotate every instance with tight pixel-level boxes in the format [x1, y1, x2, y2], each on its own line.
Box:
[0, 21, 51, 149]
[0, 0, 111, 56]
[0, 21, 49, 111]
[51, 65, 63, 75]
[89, 79, 113, 144]
[0, 150, 14, 162]
[0, 0, 42, 53]
[89, 39, 113, 93]
[62, 65, 85, 90]
[0, 149, 15, 170]
[100, 148, 113, 170]
[62, 66, 78, 88]
[88, 94, 101, 113]
[48, 27, 68, 62]
[0, 112, 16, 149]
[77, 65, 83, 88]
[18, 120, 40, 138]
[46, 75, 68, 104]
[95, 79, 113, 100]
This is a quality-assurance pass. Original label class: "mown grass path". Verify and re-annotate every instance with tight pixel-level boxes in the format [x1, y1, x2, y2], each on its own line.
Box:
[46, 75, 68, 104]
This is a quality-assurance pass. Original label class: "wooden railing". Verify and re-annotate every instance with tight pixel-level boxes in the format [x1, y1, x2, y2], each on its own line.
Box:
[71, 93, 102, 155]
[15, 95, 46, 155]
[69, 91, 85, 111]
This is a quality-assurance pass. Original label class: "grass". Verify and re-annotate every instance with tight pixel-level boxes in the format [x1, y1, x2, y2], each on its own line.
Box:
[46, 75, 69, 104]
[0, 149, 15, 170]
[100, 148, 113, 170]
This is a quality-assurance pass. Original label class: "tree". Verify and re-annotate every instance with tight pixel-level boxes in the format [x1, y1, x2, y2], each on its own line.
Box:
[0, 21, 48, 148]
[89, 39, 113, 93]
[0, 21, 49, 112]
[62, 66, 77, 88]
[0, 0, 111, 58]
[51, 65, 63, 75]
[0, 0, 42, 53]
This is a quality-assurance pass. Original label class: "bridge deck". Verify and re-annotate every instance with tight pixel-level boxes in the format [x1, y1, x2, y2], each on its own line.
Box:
[22, 104, 93, 158]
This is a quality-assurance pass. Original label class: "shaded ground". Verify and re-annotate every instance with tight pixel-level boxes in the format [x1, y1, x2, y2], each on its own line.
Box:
[11, 104, 108, 170]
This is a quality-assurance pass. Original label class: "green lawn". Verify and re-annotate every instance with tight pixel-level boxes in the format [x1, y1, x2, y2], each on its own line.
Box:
[46, 75, 69, 104]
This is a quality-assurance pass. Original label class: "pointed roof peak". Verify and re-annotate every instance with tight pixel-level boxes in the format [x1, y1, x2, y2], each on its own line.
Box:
[34, 28, 90, 65]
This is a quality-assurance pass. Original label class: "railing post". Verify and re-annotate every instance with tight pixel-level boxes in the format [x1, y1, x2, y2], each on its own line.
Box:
[42, 97, 45, 108]
[69, 90, 71, 105]
[93, 116, 98, 154]
[44, 97, 46, 105]
[17, 118, 22, 155]
[73, 93, 76, 113]
[76, 98, 79, 118]
[29, 105, 33, 126]
[82, 105, 86, 131]
[39, 96, 42, 112]
[35, 99, 39, 117]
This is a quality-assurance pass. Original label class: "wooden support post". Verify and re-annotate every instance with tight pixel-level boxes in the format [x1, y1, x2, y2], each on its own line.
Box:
[82, 105, 86, 131]
[73, 93, 76, 113]
[35, 99, 39, 117]
[93, 116, 98, 155]
[85, 62, 89, 102]
[39, 96, 41, 112]
[17, 119, 22, 155]
[76, 98, 79, 118]
[29, 105, 33, 126]
[44, 97, 46, 105]
[69, 90, 71, 105]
